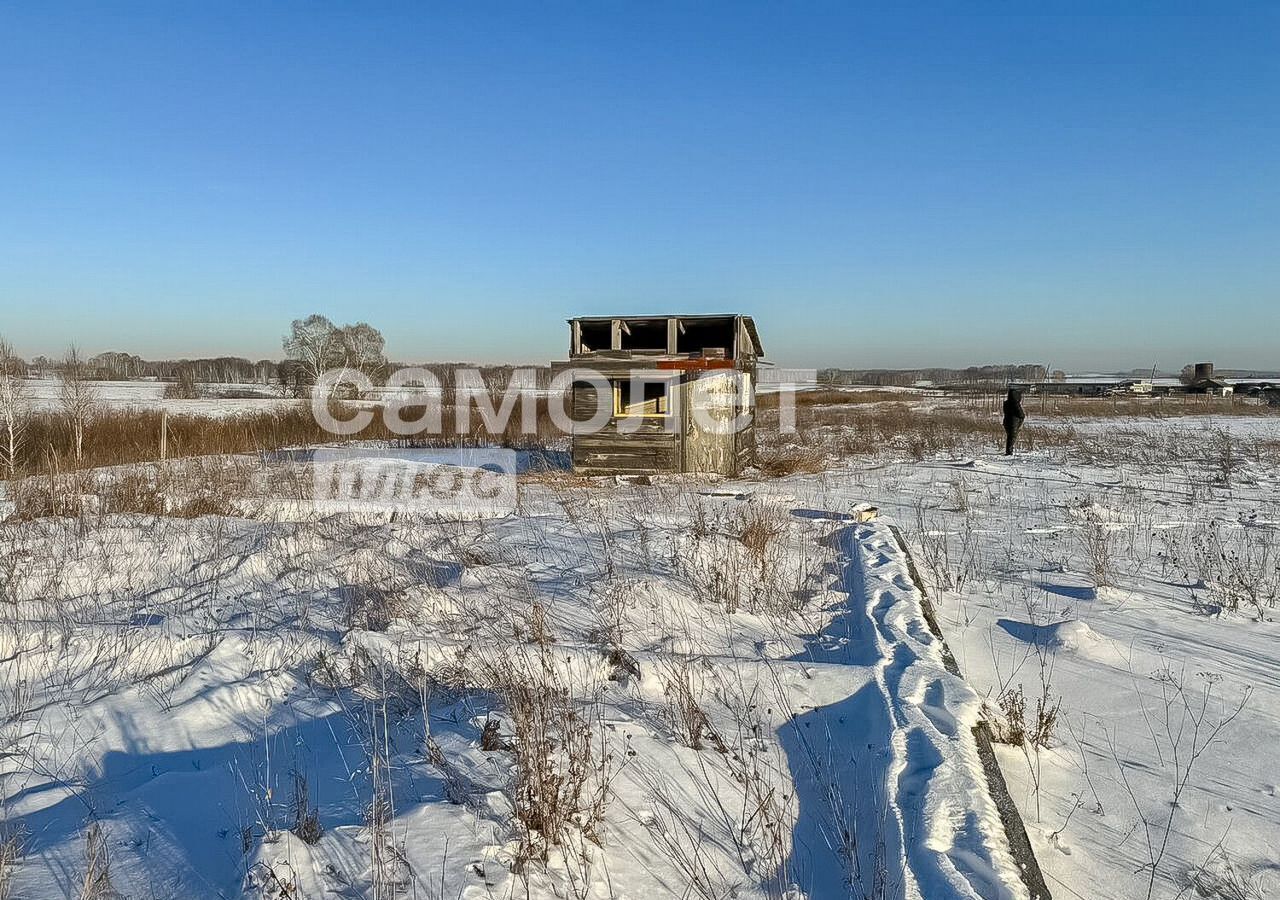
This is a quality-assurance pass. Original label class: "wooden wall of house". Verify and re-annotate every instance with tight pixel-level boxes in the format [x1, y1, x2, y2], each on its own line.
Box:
[735, 369, 757, 472]
[568, 374, 758, 476]
[682, 372, 746, 476]
[560, 315, 762, 476]
[735, 418, 756, 472]
[569, 382, 682, 474]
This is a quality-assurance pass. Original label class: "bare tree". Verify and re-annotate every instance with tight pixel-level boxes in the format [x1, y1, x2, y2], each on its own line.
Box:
[59, 346, 99, 464]
[274, 359, 307, 398]
[163, 365, 199, 400]
[282, 315, 344, 390]
[0, 337, 28, 477]
[339, 322, 387, 381]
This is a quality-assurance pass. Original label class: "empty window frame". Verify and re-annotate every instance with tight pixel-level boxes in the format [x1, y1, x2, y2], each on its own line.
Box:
[675, 317, 736, 358]
[617, 318, 668, 352]
[613, 379, 670, 417]
[577, 320, 612, 353]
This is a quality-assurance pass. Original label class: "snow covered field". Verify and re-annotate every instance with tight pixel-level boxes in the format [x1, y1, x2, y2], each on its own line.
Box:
[865, 421, 1280, 900]
[1, 406, 1277, 899]
[21, 378, 298, 417]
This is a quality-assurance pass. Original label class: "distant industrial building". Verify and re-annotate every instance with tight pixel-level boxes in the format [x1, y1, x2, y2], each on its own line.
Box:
[1009, 363, 1252, 399]
[1184, 362, 1233, 396]
[1007, 376, 1159, 397]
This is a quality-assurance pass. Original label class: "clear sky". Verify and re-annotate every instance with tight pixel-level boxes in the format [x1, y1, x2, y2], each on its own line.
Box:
[2, 2, 1277, 371]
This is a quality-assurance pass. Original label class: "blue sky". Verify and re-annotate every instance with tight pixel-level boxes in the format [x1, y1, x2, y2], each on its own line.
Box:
[2, 3, 1277, 370]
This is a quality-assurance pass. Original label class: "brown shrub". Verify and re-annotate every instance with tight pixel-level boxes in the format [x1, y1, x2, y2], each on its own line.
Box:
[754, 446, 827, 477]
[486, 651, 612, 868]
[736, 505, 785, 560]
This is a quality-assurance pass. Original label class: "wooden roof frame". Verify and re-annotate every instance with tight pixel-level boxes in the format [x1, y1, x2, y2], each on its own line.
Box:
[566, 314, 763, 358]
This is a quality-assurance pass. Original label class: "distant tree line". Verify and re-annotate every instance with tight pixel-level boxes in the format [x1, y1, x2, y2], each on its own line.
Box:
[276, 314, 550, 395]
[822, 363, 1279, 389]
[0, 314, 554, 400]
[819, 364, 1048, 387]
[18, 352, 282, 384]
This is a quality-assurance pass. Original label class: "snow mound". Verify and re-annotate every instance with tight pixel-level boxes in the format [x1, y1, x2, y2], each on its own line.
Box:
[998, 618, 1123, 664]
[1041, 620, 1099, 651]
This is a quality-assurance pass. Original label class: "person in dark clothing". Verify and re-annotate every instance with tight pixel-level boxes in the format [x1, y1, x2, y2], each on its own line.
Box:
[1002, 388, 1025, 455]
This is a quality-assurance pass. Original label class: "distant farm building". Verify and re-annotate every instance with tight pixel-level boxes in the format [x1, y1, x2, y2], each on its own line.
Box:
[1185, 362, 1234, 396]
[1234, 380, 1280, 401]
[1008, 376, 1155, 397]
[553, 314, 763, 476]
[1007, 362, 1264, 400]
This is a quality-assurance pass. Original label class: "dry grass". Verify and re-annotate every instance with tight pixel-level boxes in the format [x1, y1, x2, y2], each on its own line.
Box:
[990, 685, 1058, 750]
[289, 770, 323, 845]
[1185, 850, 1271, 900]
[760, 401, 1072, 460]
[757, 394, 1280, 475]
[757, 388, 918, 408]
[341, 584, 403, 633]
[77, 822, 117, 900]
[912, 498, 978, 593]
[9, 393, 568, 477]
[1078, 503, 1118, 589]
[5, 382, 1274, 485]
[1025, 395, 1276, 419]
[1190, 525, 1280, 617]
[736, 504, 785, 561]
[0, 828, 21, 900]
[659, 657, 725, 753]
[484, 649, 613, 870]
[6, 456, 258, 521]
[754, 445, 827, 477]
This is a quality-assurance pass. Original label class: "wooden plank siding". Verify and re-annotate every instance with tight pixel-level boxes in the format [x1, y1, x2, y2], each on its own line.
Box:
[558, 314, 762, 476]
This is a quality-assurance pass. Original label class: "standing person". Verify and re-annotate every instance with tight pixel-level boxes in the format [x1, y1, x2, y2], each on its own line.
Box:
[1002, 387, 1025, 456]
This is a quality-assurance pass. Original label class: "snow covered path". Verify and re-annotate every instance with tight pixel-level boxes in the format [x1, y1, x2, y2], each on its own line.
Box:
[778, 519, 1027, 900]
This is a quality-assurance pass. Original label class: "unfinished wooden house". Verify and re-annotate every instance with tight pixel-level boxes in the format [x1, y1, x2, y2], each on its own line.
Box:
[552, 314, 764, 476]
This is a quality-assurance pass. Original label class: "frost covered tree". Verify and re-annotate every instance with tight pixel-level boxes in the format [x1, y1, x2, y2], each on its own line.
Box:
[283, 316, 387, 396]
[339, 322, 387, 380]
[58, 346, 99, 464]
[0, 337, 29, 477]
[282, 315, 345, 389]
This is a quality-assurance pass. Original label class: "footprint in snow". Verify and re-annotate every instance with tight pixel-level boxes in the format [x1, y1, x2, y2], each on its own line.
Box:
[919, 680, 960, 737]
[1047, 831, 1073, 855]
